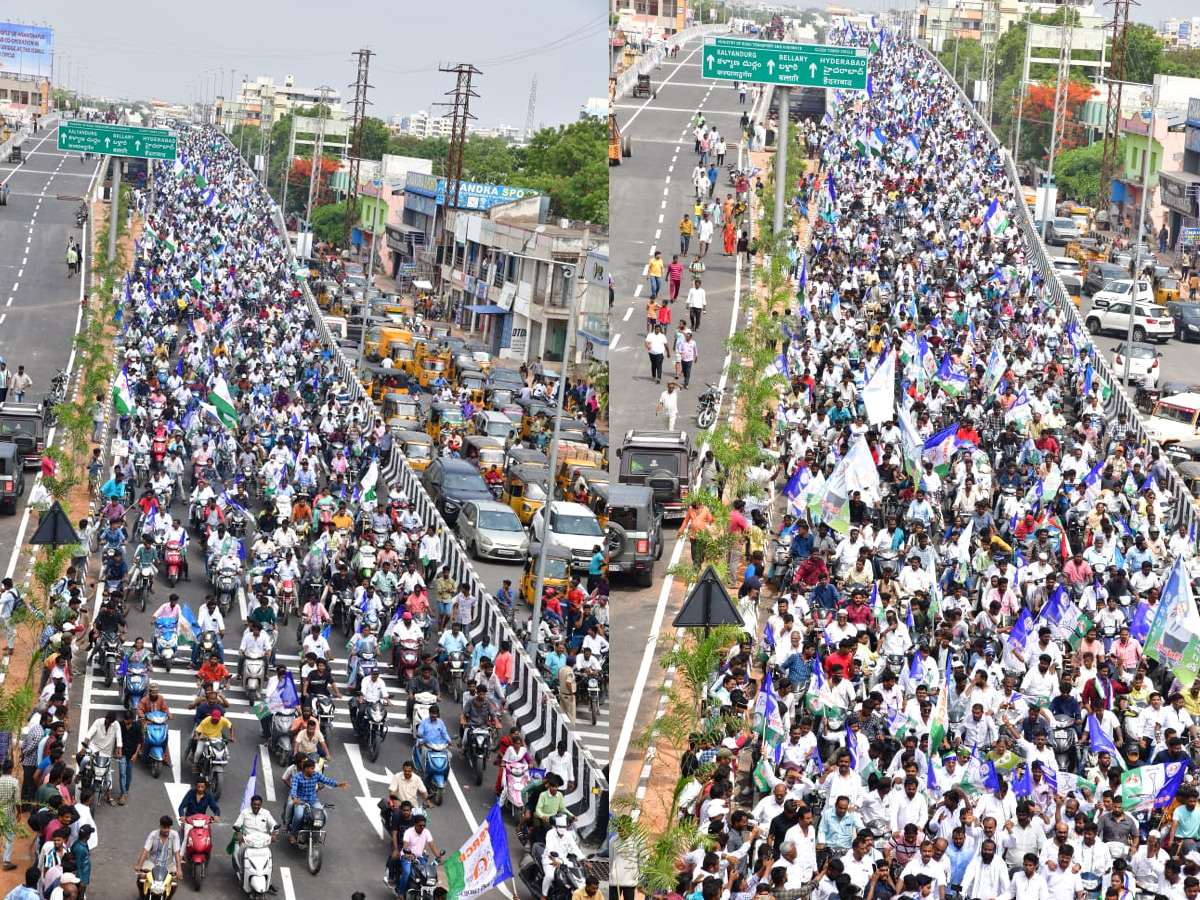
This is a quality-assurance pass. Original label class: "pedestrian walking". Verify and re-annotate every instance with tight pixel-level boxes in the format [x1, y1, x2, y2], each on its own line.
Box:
[647, 250, 664, 300]
[707, 164, 718, 198]
[657, 298, 672, 331]
[678, 329, 699, 389]
[586, 546, 604, 595]
[715, 137, 726, 166]
[697, 215, 714, 257]
[1159, 223, 1169, 254]
[0, 363, 9, 403]
[645, 325, 669, 384]
[692, 164, 708, 201]
[557, 659, 576, 722]
[699, 134, 710, 167]
[679, 214, 693, 255]
[117, 708, 141, 805]
[667, 254, 684, 302]
[739, 83, 747, 105]
[723, 219, 737, 256]
[11, 365, 31, 403]
[91, 394, 104, 442]
[686, 279, 706, 331]
[0, 578, 19, 653]
[656, 381, 680, 430]
[645, 298, 660, 335]
[0, 759, 18, 870]
[66, 242, 79, 278]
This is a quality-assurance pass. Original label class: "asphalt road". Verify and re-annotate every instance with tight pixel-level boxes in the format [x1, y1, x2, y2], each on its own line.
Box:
[609, 36, 752, 782]
[0, 125, 102, 565]
[1078, 292, 1200, 393]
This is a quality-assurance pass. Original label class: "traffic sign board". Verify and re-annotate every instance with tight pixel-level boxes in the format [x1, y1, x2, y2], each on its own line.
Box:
[702, 38, 868, 90]
[57, 121, 178, 160]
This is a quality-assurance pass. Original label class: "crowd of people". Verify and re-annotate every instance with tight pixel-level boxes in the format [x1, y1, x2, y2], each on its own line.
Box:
[669, 24, 1200, 900]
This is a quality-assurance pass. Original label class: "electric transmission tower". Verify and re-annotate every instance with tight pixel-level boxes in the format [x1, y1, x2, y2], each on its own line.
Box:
[434, 63, 480, 298]
[344, 48, 375, 248]
[525, 74, 538, 140]
[979, 0, 1000, 124]
[1101, 0, 1136, 211]
[305, 85, 333, 226]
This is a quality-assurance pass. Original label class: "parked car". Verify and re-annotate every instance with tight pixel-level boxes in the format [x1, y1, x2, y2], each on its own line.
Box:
[1111, 341, 1160, 386]
[605, 484, 664, 588]
[529, 501, 606, 571]
[423, 458, 493, 526]
[1083, 300, 1172, 343]
[1045, 218, 1081, 246]
[1083, 262, 1129, 296]
[1090, 278, 1153, 311]
[1168, 301, 1200, 342]
[456, 499, 529, 562]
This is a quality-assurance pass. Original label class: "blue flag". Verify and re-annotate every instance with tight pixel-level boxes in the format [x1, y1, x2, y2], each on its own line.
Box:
[763, 621, 776, 649]
[1087, 715, 1125, 768]
[1130, 602, 1152, 643]
[981, 759, 1001, 793]
[1011, 763, 1033, 797]
[241, 754, 258, 811]
[827, 171, 837, 205]
[1008, 609, 1034, 651]
[179, 603, 201, 640]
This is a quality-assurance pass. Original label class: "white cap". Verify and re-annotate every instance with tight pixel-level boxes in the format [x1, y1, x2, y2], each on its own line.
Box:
[707, 800, 729, 818]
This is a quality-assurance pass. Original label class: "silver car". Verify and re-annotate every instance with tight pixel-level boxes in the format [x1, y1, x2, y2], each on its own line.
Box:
[457, 499, 530, 562]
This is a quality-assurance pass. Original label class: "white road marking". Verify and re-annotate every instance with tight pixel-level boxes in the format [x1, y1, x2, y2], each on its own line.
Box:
[16, 269, 21, 279]
[611, 333, 622, 351]
[623, 307, 633, 322]
[280, 866, 296, 900]
[259, 745, 276, 802]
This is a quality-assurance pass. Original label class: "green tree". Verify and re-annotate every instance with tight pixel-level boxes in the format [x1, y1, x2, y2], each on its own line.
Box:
[1123, 24, 1165, 86]
[309, 201, 347, 244]
[358, 116, 391, 160]
[937, 38, 983, 93]
[1054, 138, 1123, 207]
[1163, 49, 1200, 77]
[518, 118, 609, 225]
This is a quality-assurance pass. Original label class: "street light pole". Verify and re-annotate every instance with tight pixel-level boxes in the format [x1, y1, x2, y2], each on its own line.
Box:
[528, 263, 579, 667]
[1123, 86, 1157, 386]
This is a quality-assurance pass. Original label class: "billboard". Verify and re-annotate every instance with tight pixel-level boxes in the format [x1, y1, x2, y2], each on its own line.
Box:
[404, 171, 540, 211]
[0, 23, 52, 77]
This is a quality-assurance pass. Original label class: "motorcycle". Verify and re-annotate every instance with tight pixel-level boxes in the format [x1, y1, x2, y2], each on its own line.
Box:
[582, 671, 603, 726]
[143, 710, 170, 778]
[182, 813, 214, 890]
[355, 698, 388, 763]
[1053, 714, 1078, 772]
[243, 649, 268, 704]
[518, 843, 589, 900]
[278, 577, 297, 627]
[232, 826, 277, 900]
[164, 543, 184, 586]
[78, 747, 113, 799]
[96, 630, 124, 687]
[195, 738, 229, 799]
[402, 851, 444, 900]
[229, 508, 250, 539]
[443, 651, 465, 703]
[196, 630, 223, 670]
[139, 863, 174, 900]
[463, 724, 491, 787]
[502, 759, 531, 819]
[311, 694, 335, 737]
[271, 707, 298, 766]
[124, 661, 150, 710]
[153, 617, 179, 673]
[288, 799, 330, 875]
[132, 564, 155, 612]
[696, 382, 723, 429]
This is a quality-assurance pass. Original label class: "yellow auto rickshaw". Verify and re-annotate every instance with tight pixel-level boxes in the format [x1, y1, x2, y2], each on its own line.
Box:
[517, 397, 555, 442]
[418, 355, 450, 389]
[462, 434, 507, 471]
[1156, 275, 1182, 306]
[556, 448, 606, 498]
[382, 392, 423, 431]
[394, 429, 435, 471]
[504, 446, 548, 472]
[427, 401, 466, 444]
[588, 480, 610, 531]
[502, 463, 551, 525]
[521, 542, 571, 606]
[389, 340, 417, 377]
[459, 369, 488, 406]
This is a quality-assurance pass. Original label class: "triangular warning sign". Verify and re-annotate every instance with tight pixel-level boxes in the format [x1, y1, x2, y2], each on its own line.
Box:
[672, 565, 744, 629]
[29, 501, 81, 546]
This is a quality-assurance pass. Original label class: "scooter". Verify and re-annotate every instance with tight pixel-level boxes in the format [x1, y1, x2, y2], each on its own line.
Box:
[410, 691, 438, 741]
[413, 737, 450, 807]
[443, 651, 465, 703]
[182, 813, 214, 890]
[124, 661, 149, 710]
[502, 759, 531, 819]
[271, 707, 298, 766]
[397, 638, 422, 682]
[143, 710, 169, 778]
[232, 826, 277, 900]
[214, 556, 242, 614]
[243, 649, 267, 703]
[164, 543, 184, 586]
[278, 577, 297, 627]
[195, 738, 229, 799]
[153, 617, 179, 673]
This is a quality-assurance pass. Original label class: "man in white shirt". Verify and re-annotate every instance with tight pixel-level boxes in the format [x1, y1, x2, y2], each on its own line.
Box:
[656, 381, 680, 430]
[685, 280, 707, 331]
[1040, 844, 1084, 900]
[962, 839, 1012, 900]
[1012, 853, 1050, 900]
[901, 840, 948, 899]
[232, 794, 278, 876]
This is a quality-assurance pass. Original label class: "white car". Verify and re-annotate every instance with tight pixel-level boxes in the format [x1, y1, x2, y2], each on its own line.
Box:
[530, 501, 605, 571]
[1084, 300, 1172, 343]
[456, 499, 530, 562]
[1111, 341, 1161, 386]
[1090, 278, 1152, 311]
[1050, 256, 1082, 278]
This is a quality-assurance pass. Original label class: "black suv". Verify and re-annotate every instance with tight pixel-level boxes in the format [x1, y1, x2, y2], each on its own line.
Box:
[423, 458, 493, 526]
[606, 484, 664, 587]
[615, 430, 695, 522]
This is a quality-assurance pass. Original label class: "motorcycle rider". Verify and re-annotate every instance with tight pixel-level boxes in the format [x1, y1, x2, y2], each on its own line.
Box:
[394, 813, 442, 895]
[192, 597, 226, 666]
[238, 621, 274, 681]
[350, 666, 390, 739]
[165, 519, 189, 581]
[540, 814, 585, 900]
[415, 704, 451, 749]
[347, 623, 379, 688]
[406, 665, 442, 723]
[134, 815, 183, 898]
[438, 620, 469, 668]
[284, 758, 347, 844]
[387, 611, 425, 670]
[87, 598, 126, 658]
[177, 775, 221, 850]
[459, 685, 498, 745]
[232, 794, 279, 894]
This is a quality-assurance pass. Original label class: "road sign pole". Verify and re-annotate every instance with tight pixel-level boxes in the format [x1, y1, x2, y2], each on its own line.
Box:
[773, 89, 789, 237]
[108, 161, 121, 263]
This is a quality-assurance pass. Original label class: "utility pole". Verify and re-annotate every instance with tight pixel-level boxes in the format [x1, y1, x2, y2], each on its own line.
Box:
[1123, 84, 1157, 386]
[1041, 13, 1075, 241]
[525, 74, 538, 140]
[434, 63, 480, 310]
[1101, 0, 1136, 213]
[305, 85, 333, 226]
[281, 115, 296, 217]
[343, 48, 375, 248]
[1013, 14, 1032, 162]
[979, 0, 1000, 124]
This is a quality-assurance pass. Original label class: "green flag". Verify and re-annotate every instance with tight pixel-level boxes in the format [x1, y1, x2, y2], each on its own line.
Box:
[207, 375, 238, 429]
[113, 367, 135, 416]
[361, 461, 379, 506]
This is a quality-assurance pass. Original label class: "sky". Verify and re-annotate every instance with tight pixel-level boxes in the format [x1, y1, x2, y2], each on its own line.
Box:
[11, 0, 605, 129]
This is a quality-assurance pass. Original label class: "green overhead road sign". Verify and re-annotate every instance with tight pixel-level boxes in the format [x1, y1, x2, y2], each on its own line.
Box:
[702, 38, 868, 90]
[57, 121, 178, 160]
